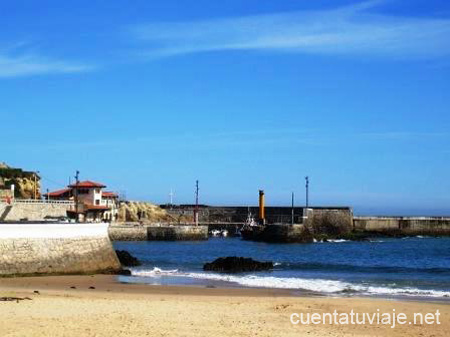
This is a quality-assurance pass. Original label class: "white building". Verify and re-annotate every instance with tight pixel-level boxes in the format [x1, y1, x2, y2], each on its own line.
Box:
[45, 180, 119, 223]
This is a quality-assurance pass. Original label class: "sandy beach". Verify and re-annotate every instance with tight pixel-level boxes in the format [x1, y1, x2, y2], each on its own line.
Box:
[0, 275, 448, 337]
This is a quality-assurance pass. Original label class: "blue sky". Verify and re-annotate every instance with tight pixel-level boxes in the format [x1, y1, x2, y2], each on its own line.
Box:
[1, 0, 449, 215]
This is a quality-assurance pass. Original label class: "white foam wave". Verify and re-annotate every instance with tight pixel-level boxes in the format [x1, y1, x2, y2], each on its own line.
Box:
[132, 267, 179, 276]
[186, 273, 349, 293]
[327, 239, 349, 243]
[313, 239, 350, 243]
[130, 268, 450, 298]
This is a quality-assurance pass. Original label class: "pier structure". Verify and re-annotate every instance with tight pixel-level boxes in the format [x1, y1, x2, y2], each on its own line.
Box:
[354, 216, 450, 236]
[0, 222, 120, 276]
[162, 205, 450, 240]
[108, 223, 208, 241]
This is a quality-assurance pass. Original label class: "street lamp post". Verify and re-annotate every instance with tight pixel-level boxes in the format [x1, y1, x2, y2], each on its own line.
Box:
[291, 192, 295, 225]
[305, 176, 309, 208]
[75, 170, 80, 223]
[194, 180, 199, 226]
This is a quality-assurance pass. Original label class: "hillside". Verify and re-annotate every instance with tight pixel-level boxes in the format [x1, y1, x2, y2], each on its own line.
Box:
[0, 162, 41, 199]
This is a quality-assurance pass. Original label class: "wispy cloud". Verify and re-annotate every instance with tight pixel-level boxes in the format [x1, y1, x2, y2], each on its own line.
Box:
[129, 0, 450, 60]
[0, 45, 92, 78]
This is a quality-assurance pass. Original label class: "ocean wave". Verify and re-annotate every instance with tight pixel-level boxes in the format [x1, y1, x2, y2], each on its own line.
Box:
[130, 268, 450, 298]
[132, 267, 179, 276]
[313, 239, 350, 243]
[279, 262, 450, 275]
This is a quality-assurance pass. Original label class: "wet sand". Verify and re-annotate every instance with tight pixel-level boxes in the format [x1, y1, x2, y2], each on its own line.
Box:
[0, 275, 449, 336]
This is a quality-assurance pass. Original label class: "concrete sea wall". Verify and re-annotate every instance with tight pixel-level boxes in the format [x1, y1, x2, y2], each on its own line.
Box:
[354, 217, 450, 236]
[163, 206, 306, 225]
[0, 223, 121, 276]
[0, 201, 73, 221]
[109, 224, 208, 241]
[259, 224, 313, 243]
[108, 224, 148, 241]
[304, 208, 354, 235]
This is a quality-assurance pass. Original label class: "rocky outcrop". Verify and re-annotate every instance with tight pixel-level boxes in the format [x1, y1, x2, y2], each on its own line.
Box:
[118, 201, 174, 223]
[115, 250, 141, 267]
[0, 163, 40, 199]
[203, 257, 273, 273]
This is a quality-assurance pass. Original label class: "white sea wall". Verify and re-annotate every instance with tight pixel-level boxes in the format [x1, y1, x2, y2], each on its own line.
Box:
[0, 223, 121, 276]
[354, 217, 450, 235]
[0, 201, 73, 221]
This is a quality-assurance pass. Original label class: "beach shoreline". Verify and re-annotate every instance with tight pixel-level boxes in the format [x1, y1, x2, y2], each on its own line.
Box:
[1, 274, 449, 336]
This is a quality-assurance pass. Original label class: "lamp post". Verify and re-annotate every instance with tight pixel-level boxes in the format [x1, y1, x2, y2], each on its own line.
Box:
[75, 170, 80, 223]
[305, 176, 309, 208]
[169, 188, 174, 209]
[291, 192, 295, 225]
[194, 180, 199, 226]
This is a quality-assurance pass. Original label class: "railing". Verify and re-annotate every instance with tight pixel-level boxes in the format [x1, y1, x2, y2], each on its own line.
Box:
[354, 216, 450, 221]
[0, 199, 75, 205]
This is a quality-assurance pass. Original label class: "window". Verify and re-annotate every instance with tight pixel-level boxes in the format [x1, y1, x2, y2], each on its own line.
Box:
[95, 199, 100, 205]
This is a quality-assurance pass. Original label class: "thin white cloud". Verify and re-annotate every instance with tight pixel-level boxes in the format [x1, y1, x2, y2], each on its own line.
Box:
[0, 48, 92, 78]
[130, 1, 450, 60]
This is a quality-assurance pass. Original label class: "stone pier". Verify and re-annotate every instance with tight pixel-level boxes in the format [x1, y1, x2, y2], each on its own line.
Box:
[109, 224, 208, 241]
[0, 223, 121, 276]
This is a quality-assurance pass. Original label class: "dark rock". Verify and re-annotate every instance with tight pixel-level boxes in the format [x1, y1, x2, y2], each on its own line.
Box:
[203, 256, 273, 273]
[115, 250, 141, 267]
[89, 286, 95, 290]
[117, 269, 132, 276]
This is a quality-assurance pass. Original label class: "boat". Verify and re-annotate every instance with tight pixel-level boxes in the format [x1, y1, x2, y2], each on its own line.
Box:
[240, 211, 265, 241]
[210, 229, 221, 237]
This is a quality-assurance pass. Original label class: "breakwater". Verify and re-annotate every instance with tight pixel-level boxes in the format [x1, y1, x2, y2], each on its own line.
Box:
[109, 224, 208, 241]
[354, 217, 450, 236]
[0, 223, 120, 276]
[162, 205, 307, 224]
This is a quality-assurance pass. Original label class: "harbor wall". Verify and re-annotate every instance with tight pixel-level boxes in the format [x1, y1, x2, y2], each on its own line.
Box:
[109, 224, 208, 241]
[354, 217, 450, 235]
[0, 201, 72, 221]
[163, 205, 306, 225]
[304, 208, 354, 235]
[0, 223, 121, 276]
[260, 224, 313, 243]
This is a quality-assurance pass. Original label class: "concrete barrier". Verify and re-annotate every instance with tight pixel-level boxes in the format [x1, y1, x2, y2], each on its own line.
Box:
[0, 223, 121, 276]
[0, 201, 73, 221]
[260, 224, 313, 243]
[354, 217, 450, 235]
[304, 208, 354, 235]
[108, 224, 208, 241]
[147, 225, 208, 241]
[108, 225, 148, 241]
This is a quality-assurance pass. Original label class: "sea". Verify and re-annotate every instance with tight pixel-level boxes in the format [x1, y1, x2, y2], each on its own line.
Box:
[114, 236, 450, 300]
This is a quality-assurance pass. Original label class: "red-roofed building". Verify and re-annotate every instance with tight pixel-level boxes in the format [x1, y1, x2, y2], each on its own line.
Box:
[45, 180, 119, 223]
[68, 181, 106, 189]
[45, 188, 72, 200]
